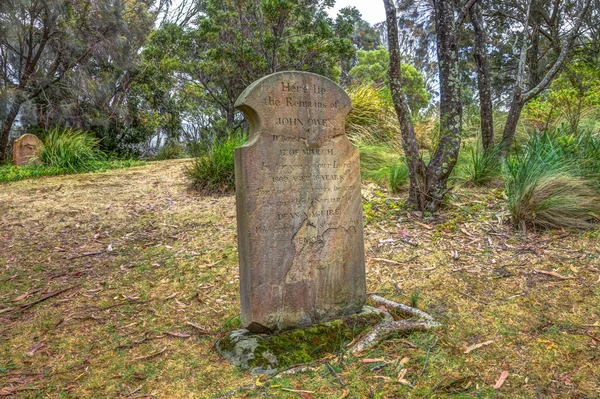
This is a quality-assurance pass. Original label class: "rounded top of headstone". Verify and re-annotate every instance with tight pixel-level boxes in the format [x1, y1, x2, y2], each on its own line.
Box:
[235, 71, 351, 146]
[14, 133, 42, 144]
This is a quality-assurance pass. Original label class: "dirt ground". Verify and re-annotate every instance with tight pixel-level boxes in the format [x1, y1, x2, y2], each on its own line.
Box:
[1, 160, 599, 398]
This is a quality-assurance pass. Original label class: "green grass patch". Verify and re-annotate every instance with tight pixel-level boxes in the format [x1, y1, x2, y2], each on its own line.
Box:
[0, 159, 146, 183]
[185, 131, 247, 192]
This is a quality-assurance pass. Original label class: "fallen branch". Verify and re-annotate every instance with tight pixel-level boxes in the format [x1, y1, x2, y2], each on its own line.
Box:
[370, 295, 434, 321]
[351, 319, 441, 355]
[9, 285, 80, 314]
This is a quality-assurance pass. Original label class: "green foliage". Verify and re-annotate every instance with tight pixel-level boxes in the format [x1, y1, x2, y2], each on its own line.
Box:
[504, 128, 600, 230]
[389, 161, 410, 193]
[0, 160, 145, 183]
[346, 84, 399, 147]
[358, 144, 408, 193]
[40, 128, 106, 171]
[186, 132, 247, 192]
[348, 47, 430, 115]
[522, 57, 600, 131]
[155, 142, 187, 160]
[460, 145, 502, 186]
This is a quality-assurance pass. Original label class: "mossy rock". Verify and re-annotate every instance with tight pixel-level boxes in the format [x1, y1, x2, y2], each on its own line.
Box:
[216, 306, 390, 374]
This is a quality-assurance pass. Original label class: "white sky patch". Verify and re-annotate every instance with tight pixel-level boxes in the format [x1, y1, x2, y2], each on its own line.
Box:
[327, 0, 386, 25]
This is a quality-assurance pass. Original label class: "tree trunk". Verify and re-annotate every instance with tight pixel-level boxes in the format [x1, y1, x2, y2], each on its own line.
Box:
[0, 99, 23, 163]
[426, 0, 462, 210]
[470, 3, 494, 152]
[500, 90, 524, 155]
[383, 0, 428, 210]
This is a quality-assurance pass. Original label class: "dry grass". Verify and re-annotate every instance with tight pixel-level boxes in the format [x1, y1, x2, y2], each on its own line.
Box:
[1, 160, 599, 398]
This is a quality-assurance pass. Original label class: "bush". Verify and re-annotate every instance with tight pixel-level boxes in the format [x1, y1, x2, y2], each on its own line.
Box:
[504, 129, 600, 230]
[186, 132, 247, 192]
[40, 127, 105, 171]
[155, 142, 187, 160]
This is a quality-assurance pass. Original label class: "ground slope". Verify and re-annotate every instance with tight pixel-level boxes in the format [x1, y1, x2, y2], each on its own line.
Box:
[0, 160, 598, 398]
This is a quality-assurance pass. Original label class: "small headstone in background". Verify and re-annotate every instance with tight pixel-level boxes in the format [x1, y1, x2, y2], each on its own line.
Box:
[234, 71, 366, 332]
[12, 134, 43, 166]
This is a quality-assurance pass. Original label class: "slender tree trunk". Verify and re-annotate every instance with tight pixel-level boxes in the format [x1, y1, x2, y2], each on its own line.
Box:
[0, 99, 23, 163]
[383, 0, 427, 210]
[501, 90, 524, 153]
[426, 0, 463, 210]
[470, 3, 494, 152]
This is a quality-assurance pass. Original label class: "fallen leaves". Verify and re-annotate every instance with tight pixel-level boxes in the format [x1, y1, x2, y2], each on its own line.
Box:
[534, 270, 575, 280]
[493, 370, 509, 389]
[464, 340, 495, 354]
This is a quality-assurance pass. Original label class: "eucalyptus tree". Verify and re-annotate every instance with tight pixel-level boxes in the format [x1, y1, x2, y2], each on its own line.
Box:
[0, 0, 159, 160]
[383, 0, 477, 210]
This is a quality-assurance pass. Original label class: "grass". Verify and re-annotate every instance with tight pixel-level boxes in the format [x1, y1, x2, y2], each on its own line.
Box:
[40, 127, 106, 171]
[504, 129, 600, 230]
[0, 160, 598, 398]
[186, 132, 247, 192]
[0, 159, 146, 183]
[358, 143, 409, 193]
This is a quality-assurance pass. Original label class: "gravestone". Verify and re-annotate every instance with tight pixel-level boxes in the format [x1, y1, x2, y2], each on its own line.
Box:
[234, 71, 366, 332]
[12, 134, 43, 166]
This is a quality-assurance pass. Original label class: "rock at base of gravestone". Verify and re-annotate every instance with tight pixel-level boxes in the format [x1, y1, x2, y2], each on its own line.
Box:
[234, 71, 366, 332]
[216, 306, 392, 374]
[12, 134, 43, 166]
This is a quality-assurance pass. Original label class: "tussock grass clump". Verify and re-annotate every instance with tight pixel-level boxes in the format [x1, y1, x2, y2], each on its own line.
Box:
[41, 127, 106, 171]
[155, 142, 187, 160]
[186, 132, 247, 192]
[505, 129, 600, 230]
[358, 143, 408, 193]
[460, 145, 502, 186]
[346, 85, 399, 148]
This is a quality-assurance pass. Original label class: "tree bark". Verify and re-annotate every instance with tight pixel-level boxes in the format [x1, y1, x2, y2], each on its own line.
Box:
[426, 0, 463, 209]
[0, 97, 24, 163]
[470, 3, 495, 152]
[383, 0, 427, 210]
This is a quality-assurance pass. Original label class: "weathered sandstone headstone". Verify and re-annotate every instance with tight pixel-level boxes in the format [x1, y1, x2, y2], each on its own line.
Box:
[12, 134, 42, 166]
[234, 71, 366, 332]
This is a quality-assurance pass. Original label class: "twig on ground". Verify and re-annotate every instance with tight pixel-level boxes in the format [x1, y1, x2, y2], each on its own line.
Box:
[132, 346, 167, 362]
[213, 385, 256, 399]
[419, 336, 439, 377]
[66, 250, 105, 260]
[186, 322, 210, 335]
[9, 285, 80, 315]
[370, 295, 434, 320]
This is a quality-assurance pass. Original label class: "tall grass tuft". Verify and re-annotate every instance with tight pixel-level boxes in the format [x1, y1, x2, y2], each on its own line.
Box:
[155, 142, 187, 160]
[460, 144, 501, 186]
[358, 143, 408, 193]
[504, 128, 600, 230]
[186, 131, 247, 193]
[40, 127, 106, 172]
[346, 85, 399, 148]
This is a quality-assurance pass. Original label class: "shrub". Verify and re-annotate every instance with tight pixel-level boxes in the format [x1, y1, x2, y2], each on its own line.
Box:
[186, 132, 247, 192]
[504, 130, 600, 230]
[155, 142, 187, 160]
[40, 127, 105, 171]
